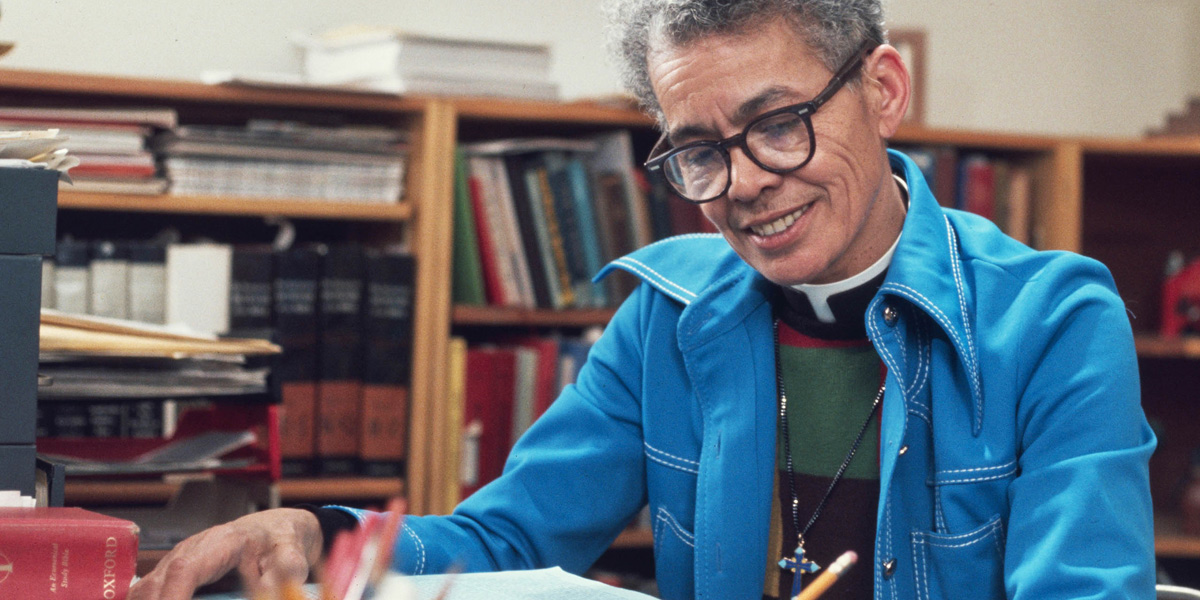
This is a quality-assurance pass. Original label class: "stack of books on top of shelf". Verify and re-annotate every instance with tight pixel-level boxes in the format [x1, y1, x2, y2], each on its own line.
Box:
[452, 131, 714, 310]
[0, 105, 177, 195]
[151, 119, 409, 203]
[41, 237, 419, 479]
[293, 27, 559, 101]
[894, 145, 1035, 245]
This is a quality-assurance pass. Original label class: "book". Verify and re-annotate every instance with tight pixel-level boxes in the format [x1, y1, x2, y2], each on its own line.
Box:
[165, 242, 233, 335]
[88, 240, 129, 320]
[526, 160, 575, 308]
[958, 154, 996, 219]
[274, 246, 321, 476]
[315, 244, 365, 475]
[359, 250, 416, 477]
[40, 255, 55, 309]
[451, 148, 487, 305]
[464, 152, 535, 308]
[0, 507, 139, 600]
[127, 241, 166, 324]
[53, 238, 90, 314]
[228, 245, 275, 341]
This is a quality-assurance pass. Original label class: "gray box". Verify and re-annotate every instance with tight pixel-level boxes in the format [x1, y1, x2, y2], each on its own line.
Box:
[0, 444, 37, 496]
[0, 254, 40, 444]
[0, 167, 57, 255]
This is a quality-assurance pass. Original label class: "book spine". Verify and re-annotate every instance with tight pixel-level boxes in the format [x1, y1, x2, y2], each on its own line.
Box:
[526, 163, 573, 308]
[359, 251, 416, 477]
[315, 244, 365, 475]
[451, 149, 487, 305]
[228, 246, 275, 341]
[88, 240, 129, 320]
[502, 153, 553, 308]
[126, 241, 167, 324]
[274, 246, 321, 476]
[0, 512, 139, 600]
[53, 239, 91, 314]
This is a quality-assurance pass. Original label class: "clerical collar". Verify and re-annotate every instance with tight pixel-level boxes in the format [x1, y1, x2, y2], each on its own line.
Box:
[773, 173, 908, 340]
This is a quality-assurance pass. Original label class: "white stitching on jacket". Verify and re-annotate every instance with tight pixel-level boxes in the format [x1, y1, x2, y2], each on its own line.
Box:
[611, 258, 694, 305]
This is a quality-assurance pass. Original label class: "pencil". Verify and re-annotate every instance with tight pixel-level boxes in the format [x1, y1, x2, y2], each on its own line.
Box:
[794, 550, 857, 600]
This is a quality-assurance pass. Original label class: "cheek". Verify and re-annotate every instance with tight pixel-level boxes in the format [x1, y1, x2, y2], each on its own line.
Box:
[699, 202, 727, 229]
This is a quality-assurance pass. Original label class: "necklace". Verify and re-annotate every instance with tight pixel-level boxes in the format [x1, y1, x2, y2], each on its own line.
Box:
[774, 319, 884, 597]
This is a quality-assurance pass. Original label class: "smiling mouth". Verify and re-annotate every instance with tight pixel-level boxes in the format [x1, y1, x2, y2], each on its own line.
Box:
[748, 204, 812, 237]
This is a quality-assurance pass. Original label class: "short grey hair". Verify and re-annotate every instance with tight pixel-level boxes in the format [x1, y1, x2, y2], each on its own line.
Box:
[604, 0, 887, 121]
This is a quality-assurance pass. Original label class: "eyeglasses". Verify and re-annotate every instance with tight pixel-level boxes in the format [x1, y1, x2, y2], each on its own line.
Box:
[645, 40, 878, 204]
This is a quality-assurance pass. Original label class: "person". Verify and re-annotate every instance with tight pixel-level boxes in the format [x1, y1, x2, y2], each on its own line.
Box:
[131, 1, 1157, 598]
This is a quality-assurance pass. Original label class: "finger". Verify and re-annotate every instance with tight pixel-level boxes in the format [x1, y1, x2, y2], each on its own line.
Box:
[133, 528, 245, 600]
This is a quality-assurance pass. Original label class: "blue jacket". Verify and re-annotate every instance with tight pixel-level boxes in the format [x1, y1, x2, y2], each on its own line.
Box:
[383, 150, 1156, 599]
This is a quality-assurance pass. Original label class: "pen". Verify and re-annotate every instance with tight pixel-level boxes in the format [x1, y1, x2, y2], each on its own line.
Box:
[794, 550, 857, 600]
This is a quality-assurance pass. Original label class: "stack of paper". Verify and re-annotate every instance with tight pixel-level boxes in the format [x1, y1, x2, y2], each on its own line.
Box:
[293, 27, 559, 101]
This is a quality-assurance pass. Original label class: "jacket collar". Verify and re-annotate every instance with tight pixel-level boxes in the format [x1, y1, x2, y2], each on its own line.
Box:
[879, 149, 983, 434]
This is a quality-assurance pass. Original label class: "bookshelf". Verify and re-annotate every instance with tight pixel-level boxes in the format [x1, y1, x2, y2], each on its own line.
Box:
[0, 68, 442, 513]
[6, 68, 1200, 560]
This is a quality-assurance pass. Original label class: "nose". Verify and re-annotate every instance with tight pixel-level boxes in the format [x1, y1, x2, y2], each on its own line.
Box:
[725, 147, 783, 203]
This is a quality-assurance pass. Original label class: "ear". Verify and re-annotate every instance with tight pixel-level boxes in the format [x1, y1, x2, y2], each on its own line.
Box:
[862, 44, 911, 138]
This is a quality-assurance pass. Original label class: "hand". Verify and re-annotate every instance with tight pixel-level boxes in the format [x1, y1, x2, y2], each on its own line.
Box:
[129, 508, 323, 600]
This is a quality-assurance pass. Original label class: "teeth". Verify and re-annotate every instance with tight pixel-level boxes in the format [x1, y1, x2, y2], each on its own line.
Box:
[750, 205, 809, 237]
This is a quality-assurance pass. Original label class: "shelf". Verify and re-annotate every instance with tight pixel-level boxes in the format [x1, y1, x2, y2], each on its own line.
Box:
[277, 476, 405, 503]
[1135, 335, 1200, 359]
[65, 476, 405, 506]
[893, 125, 1061, 152]
[58, 191, 415, 222]
[611, 527, 654, 549]
[452, 305, 617, 328]
[0, 68, 429, 113]
[451, 97, 654, 128]
[1156, 513, 1200, 558]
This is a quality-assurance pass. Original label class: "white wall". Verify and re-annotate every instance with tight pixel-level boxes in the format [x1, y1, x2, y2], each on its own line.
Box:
[0, 0, 1195, 137]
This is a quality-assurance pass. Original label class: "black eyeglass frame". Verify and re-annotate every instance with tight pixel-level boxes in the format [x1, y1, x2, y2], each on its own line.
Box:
[644, 39, 880, 204]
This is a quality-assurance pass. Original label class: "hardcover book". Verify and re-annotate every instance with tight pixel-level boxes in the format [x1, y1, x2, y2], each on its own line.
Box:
[0, 507, 139, 600]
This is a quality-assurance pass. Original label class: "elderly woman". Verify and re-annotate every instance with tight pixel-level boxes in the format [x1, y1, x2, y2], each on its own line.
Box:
[132, 2, 1155, 599]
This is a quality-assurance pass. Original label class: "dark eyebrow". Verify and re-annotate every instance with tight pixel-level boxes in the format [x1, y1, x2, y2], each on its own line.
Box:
[667, 86, 796, 145]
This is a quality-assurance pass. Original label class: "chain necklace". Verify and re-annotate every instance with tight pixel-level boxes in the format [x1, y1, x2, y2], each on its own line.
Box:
[774, 319, 884, 596]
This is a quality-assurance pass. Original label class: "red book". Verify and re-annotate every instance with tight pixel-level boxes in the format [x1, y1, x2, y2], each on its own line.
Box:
[468, 174, 507, 306]
[0, 508, 139, 600]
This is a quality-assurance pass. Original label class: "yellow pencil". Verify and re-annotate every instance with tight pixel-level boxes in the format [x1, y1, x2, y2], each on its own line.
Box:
[794, 550, 857, 600]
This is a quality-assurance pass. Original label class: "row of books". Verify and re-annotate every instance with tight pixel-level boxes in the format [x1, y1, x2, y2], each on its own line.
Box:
[0, 106, 410, 202]
[447, 330, 601, 500]
[39, 239, 418, 478]
[896, 146, 1035, 245]
[452, 131, 713, 310]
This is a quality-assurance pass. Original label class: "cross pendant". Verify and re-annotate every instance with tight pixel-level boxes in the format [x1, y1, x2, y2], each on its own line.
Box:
[778, 542, 821, 598]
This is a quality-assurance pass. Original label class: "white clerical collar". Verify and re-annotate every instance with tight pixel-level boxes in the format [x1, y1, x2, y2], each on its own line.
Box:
[788, 174, 907, 323]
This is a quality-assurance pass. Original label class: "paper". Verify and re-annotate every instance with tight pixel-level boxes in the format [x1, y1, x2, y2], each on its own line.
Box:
[195, 568, 656, 600]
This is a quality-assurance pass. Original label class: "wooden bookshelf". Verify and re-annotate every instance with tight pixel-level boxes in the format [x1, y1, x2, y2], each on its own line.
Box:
[64, 477, 405, 506]
[58, 191, 415, 221]
[452, 305, 616, 328]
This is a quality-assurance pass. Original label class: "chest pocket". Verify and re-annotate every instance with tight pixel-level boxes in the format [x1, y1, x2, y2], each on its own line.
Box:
[643, 441, 698, 600]
[911, 515, 1006, 600]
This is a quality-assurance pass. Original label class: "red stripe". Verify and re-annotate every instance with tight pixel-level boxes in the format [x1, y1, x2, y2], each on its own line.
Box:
[776, 321, 873, 349]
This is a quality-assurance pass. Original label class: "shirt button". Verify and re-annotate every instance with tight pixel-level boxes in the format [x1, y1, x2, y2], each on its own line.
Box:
[883, 558, 897, 578]
[898, 445, 909, 456]
[883, 305, 899, 326]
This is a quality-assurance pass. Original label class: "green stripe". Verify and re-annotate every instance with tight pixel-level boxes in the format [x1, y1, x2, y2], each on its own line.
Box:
[777, 344, 881, 480]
